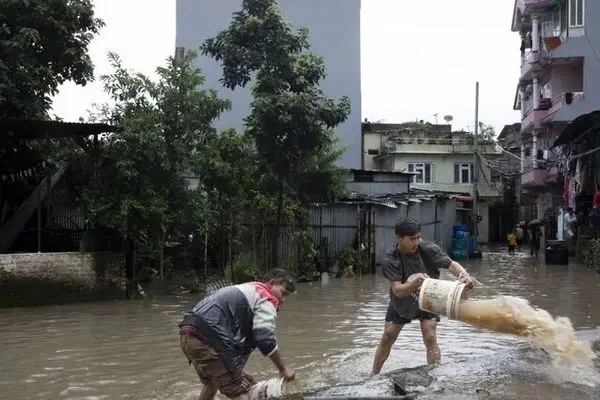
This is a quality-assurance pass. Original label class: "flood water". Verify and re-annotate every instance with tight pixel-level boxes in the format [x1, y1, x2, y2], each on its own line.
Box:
[1, 247, 600, 399]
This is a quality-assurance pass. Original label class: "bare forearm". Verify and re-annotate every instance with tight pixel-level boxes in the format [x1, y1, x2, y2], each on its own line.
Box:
[391, 282, 415, 297]
[447, 261, 469, 278]
[269, 349, 286, 372]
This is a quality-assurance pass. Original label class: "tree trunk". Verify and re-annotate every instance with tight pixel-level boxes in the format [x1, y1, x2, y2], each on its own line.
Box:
[203, 220, 209, 277]
[272, 177, 285, 269]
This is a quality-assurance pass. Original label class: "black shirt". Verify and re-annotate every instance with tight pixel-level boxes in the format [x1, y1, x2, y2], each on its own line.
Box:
[381, 241, 453, 320]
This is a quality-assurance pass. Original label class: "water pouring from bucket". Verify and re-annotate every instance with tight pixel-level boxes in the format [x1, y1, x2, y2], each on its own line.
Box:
[417, 278, 597, 369]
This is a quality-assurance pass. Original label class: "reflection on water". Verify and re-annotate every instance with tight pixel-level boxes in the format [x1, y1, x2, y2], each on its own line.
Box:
[0, 247, 599, 399]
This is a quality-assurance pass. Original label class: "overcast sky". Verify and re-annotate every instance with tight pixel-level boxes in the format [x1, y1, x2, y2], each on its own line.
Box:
[51, 0, 521, 134]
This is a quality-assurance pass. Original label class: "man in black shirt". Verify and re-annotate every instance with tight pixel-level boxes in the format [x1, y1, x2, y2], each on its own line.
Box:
[371, 218, 473, 375]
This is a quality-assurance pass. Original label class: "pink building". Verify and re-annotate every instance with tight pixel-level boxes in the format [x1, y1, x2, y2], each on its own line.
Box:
[511, 0, 598, 218]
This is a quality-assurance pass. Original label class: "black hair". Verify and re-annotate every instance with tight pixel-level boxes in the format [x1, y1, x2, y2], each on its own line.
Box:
[394, 217, 421, 237]
[262, 268, 296, 292]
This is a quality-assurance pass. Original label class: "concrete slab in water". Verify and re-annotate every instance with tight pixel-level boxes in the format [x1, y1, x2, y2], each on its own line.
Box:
[286, 338, 600, 400]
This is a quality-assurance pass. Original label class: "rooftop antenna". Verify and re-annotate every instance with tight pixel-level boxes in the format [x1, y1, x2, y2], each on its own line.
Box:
[434, 113, 439, 125]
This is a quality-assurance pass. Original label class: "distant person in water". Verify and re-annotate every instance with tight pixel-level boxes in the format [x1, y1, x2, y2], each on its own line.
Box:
[507, 231, 517, 254]
[529, 226, 542, 257]
[371, 218, 473, 375]
[515, 225, 524, 250]
[179, 269, 296, 400]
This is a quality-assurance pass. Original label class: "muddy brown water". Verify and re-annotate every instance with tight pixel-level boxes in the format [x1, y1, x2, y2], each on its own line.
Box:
[1, 247, 600, 399]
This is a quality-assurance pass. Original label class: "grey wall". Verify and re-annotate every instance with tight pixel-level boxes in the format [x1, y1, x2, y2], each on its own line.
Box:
[553, 0, 600, 121]
[176, 0, 362, 169]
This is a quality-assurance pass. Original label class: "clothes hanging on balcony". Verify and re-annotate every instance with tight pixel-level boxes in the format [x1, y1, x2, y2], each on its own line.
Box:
[593, 191, 600, 208]
[563, 175, 570, 204]
[575, 158, 585, 196]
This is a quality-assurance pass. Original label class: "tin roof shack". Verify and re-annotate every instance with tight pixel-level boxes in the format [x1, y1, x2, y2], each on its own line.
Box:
[310, 190, 457, 272]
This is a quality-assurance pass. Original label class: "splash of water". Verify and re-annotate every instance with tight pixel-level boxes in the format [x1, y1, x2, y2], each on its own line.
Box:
[457, 295, 598, 385]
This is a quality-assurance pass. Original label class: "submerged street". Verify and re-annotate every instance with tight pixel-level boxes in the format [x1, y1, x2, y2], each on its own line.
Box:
[1, 247, 599, 399]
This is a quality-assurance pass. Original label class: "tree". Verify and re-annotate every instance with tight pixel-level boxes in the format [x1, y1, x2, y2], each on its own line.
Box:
[202, 0, 351, 267]
[478, 122, 496, 141]
[0, 0, 104, 240]
[80, 50, 232, 270]
[0, 0, 104, 119]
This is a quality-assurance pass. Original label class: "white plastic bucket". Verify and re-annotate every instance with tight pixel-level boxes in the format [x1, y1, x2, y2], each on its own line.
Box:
[418, 278, 467, 320]
[249, 377, 285, 400]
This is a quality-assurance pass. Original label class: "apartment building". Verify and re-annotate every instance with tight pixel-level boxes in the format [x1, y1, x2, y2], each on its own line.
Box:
[175, 0, 362, 168]
[511, 0, 598, 218]
[362, 122, 502, 243]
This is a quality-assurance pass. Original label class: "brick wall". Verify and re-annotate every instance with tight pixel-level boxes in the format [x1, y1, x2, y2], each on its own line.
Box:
[0, 252, 126, 307]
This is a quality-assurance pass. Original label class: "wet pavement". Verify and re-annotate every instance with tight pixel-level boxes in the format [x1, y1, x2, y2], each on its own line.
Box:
[0, 246, 599, 399]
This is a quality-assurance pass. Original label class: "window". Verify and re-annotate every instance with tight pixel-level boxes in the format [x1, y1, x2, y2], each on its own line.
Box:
[454, 163, 473, 184]
[569, 0, 584, 27]
[367, 149, 379, 155]
[408, 163, 432, 183]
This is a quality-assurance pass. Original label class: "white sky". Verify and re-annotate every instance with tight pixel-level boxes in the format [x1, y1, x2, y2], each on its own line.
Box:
[51, 0, 521, 134]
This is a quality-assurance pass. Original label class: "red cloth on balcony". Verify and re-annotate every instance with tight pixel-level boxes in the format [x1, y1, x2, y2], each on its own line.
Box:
[593, 191, 600, 208]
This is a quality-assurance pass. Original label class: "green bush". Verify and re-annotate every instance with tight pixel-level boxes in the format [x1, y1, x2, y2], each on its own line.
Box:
[224, 253, 262, 284]
[581, 238, 600, 272]
[337, 247, 359, 270]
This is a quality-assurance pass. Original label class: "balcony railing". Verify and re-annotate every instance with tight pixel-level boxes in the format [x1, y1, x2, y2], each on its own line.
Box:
[386, 136, 495, 146]
[521, 168, 550, 189]
[544, 91, 585, 120]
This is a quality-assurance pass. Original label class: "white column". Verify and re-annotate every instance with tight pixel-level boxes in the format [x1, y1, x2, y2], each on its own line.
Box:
[519, 87, 526, 118]
[520, 146, 525, 173]
[533, 75, 540, 109]
[532, 131, 538, 169]
[531, 14, 540, 53]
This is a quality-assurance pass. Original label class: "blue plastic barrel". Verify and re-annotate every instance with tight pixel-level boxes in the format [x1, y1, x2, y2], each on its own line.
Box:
[454, 230, 468, 240]
[452, 238, 469, 251]
[451, 248, 469, 260]
[453, 224, 468, 237]
[468, 237, 477, 252]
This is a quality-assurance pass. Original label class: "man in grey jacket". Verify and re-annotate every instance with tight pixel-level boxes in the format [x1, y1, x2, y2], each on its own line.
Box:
[371, 218, 473, 375]
[179, 269, 296, 400]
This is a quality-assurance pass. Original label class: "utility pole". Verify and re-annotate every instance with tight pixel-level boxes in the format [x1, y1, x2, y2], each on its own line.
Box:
[473, 82, 480, 238]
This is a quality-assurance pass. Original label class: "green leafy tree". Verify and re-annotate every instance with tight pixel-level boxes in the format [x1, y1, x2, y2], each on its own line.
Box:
[0, 0, 103, 238]
[202, 0, 351, 266]
[478, 122, 496, 141]
[81, 50, 232, 264]
[0, 0, 104, 119]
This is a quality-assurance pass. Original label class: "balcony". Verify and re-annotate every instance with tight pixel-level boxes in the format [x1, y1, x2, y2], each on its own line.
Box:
[521, 168, 549, 189]
[521, 99, 552, 132]
[521, 164, 560, 190]
[543, 92, 585, 124]
[520, 49, 548, 81]
[380, 136, 498, 155]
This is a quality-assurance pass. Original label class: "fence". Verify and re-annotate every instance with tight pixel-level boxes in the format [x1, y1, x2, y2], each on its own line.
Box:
[310, 195, 457, 266]
[18, 193, 457, 277]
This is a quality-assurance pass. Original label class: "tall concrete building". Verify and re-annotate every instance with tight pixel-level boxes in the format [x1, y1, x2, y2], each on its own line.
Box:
[175, 0, 362, 168]
[511, 0, 598, 217]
